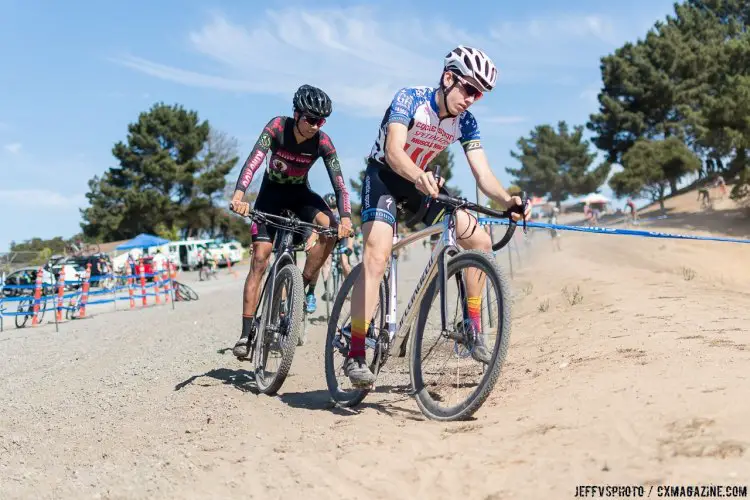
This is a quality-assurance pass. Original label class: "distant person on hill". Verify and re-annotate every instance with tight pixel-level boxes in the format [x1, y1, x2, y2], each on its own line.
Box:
[625, 198, 638, 225]
[583, 202, 592, 225]
[548, 207, 561, 251]
[714, 174, 727, 199]
[698, 186, 711, 208]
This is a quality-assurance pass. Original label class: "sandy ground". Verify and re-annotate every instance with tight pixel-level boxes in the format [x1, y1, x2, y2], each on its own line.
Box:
[1, 190, 749, 499]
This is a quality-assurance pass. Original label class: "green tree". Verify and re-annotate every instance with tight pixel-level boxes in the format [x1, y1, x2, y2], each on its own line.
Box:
[10, 237, 68, 254]
[588, 0, 750, 192]
[506, 121, 610, 207]
[80, 103, 241, 242]
[610, 137, 701, 210]
[586, 26, 694, 168]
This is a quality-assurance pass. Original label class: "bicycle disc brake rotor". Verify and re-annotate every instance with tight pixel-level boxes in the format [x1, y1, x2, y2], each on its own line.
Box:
[333, 327, 350, 356]
[448, 319, 475, 358]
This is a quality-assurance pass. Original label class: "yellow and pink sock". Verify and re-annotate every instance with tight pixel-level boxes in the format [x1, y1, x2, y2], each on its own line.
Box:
[467, 296, 482, 332]
[349, 318, 369, 358]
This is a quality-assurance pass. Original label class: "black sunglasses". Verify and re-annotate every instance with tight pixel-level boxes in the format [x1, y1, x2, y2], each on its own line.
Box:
[302, 114, 326, 127]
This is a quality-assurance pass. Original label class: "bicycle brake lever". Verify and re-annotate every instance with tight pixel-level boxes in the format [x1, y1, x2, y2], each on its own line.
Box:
[520, 191, 529, 234]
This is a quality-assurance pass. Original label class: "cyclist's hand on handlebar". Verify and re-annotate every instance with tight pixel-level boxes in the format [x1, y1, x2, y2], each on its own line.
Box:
[506, 195, 531, 222]
[338, 216, 353, 240]
[229, 199, 250, 216]
[415, 171, 440, 198]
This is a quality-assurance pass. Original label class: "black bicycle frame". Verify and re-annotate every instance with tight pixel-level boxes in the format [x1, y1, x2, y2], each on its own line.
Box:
[253, 226, 297, 319]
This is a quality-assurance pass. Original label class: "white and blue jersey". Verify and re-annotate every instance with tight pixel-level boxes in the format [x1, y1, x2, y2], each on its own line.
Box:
[367, 86, 481, 170]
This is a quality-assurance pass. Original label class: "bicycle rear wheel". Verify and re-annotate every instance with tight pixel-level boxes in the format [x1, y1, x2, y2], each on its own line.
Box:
[254, 263, 303, 395]
[36, 297, 47, 325]
[176, 282, 198, 301]
[410, 250, 511, 421]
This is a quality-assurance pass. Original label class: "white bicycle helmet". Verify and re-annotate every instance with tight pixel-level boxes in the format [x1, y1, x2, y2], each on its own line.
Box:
[444, 46, 498, 92]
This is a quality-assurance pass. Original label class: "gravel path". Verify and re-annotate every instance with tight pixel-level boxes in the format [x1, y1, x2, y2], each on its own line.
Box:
[2, 224, 748, 499]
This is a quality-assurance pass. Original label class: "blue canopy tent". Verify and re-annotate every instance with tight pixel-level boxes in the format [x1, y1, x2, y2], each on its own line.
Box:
[115, 233, 170, 251]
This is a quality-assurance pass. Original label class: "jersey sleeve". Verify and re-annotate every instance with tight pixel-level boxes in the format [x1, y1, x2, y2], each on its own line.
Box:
[386, 88, 418, 127]
[319, 133, 352, 218]
[458, 111, 481, 149]
[234, 117, 283, 192]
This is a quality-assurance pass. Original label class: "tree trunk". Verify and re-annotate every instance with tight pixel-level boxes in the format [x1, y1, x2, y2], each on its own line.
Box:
[658, 183, 666, 212]
[727, 149, 747, 179]
[669, 178, 678, 195]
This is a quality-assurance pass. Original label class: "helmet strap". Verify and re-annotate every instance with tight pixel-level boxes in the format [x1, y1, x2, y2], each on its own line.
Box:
[293, 112, 310, 142]
[439, 72, 459, 120]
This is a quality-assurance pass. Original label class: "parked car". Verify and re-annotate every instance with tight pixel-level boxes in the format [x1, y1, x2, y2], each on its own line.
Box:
[2, 266, 56, 297]
[62, 254, 113, 287]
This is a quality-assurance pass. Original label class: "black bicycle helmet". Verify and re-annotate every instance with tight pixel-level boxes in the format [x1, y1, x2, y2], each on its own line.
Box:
[324, 193, 337, 208]
[293, 85, 333, 118]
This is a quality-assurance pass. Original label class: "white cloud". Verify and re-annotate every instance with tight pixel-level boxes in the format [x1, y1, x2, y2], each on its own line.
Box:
[0, 189, 86, 208]
[4, 142, 21, 154]
[112, 7, 625, 117]
[488, 13, 622, 70]
[113, 8, 437, 117]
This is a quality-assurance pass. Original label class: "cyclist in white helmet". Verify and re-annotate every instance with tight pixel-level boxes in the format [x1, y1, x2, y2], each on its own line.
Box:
[343, 46, 531, 387]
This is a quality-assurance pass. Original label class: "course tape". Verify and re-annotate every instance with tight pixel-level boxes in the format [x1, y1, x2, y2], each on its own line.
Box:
[478, 218, 750, 245]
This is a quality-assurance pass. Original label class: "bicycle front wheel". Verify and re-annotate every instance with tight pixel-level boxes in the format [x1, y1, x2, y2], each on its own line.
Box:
[254, 263, 303, 395]
[15, 297, 32, 328]
[410, 250, 511, 421]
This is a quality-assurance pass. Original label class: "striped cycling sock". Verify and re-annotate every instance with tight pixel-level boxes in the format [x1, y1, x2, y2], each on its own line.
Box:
[349, 318, 369, 358]
[467, 296, 482, 332]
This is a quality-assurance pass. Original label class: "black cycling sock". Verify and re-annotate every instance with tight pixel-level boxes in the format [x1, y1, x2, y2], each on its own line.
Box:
[306, 281, 316, 295]
[241, 316, 254, 339]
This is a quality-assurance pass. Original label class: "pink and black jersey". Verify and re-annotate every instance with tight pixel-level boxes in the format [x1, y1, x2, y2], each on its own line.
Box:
[235, 116, 351, 217]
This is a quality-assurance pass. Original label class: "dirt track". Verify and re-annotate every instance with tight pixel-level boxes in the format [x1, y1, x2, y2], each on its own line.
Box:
[2, 194, 749, 499]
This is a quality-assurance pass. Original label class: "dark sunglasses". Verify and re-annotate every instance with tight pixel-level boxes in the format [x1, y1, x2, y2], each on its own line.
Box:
[302, 114, 326, 127]
[453, 73, 483, 99]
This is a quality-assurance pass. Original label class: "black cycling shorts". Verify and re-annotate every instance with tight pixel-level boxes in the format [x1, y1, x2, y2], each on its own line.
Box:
[251, 174, 335, 244]
[360, 160, 449, 229]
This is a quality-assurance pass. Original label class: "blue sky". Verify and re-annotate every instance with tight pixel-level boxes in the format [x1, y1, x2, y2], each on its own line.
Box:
[0, 0, 679, 252]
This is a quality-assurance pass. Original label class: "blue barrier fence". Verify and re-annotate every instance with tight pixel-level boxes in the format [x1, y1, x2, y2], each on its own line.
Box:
[479, 218, 750, 245]
[0, 270, 176, 332]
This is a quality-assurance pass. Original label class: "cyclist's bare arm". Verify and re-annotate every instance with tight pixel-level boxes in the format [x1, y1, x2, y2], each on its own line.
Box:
[384, 123, 439, 196]
[464, 143, 514, 210]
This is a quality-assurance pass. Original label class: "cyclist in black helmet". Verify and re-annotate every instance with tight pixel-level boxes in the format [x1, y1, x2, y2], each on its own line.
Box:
[229, 84, 353, 359]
